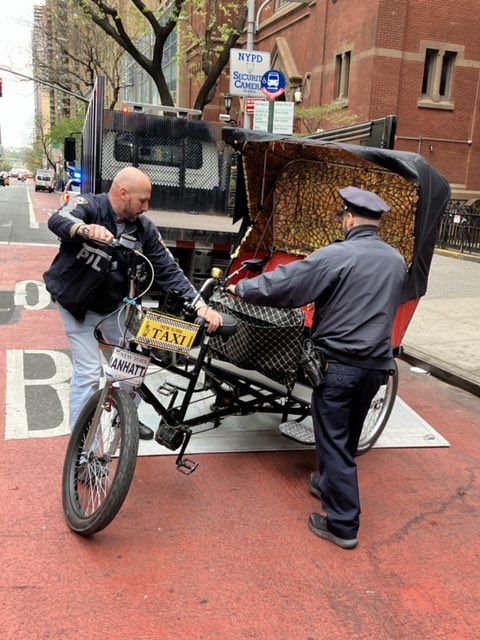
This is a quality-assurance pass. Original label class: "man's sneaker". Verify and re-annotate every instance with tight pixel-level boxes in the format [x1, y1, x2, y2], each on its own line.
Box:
[309, 472, 324, 501]
[139, 421, 154, 440]
[308, 513, 358, 549]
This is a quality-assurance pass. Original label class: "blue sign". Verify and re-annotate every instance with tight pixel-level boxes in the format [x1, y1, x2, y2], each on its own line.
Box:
[261, 70, 286, 100]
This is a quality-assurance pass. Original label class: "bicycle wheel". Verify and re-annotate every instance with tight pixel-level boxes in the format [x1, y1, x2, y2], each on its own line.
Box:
[62, 386, 139, 535]
[356, 362, 399, 456]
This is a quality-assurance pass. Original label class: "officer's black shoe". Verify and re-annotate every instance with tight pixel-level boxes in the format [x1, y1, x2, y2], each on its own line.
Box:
[309, 472, 324, 502]
[308, 513, 358, 549]
[139, 421, 154, 440]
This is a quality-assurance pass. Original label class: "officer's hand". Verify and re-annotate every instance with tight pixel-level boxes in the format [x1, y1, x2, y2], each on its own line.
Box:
[226, 284, 239, 299]
[196, 306, 223, 334]
[78, 224, 115, 244]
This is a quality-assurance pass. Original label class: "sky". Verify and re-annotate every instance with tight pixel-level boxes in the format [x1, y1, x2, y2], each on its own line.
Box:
[0, 0, 44, 148]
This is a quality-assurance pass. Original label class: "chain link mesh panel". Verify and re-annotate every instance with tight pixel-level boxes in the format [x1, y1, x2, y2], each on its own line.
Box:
[100, 111, 233, 214]
[209, 290, 304, 392]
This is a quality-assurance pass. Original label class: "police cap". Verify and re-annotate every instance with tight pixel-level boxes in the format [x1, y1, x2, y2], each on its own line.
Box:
[338, 186, 390, 219]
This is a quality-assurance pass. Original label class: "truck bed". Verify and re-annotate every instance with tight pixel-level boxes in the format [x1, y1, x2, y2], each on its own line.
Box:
[146, 209, 241, 249]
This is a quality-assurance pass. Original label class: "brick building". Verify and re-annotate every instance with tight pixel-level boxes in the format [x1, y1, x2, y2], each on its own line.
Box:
[221, 0, 480, 199]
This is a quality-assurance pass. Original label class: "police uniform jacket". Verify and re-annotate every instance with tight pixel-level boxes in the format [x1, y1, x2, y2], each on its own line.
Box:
[44, 192, 198, 320]
[236, 225, 407, 370]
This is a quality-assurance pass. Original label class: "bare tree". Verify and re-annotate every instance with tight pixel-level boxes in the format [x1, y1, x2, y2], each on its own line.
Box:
[34, 116, 57, 170]
[32, 0, 124, 109]
[78, 0, 248, 112]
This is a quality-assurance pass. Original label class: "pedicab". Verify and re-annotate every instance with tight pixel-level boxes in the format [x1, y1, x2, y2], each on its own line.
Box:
[61, 126, 450, 535]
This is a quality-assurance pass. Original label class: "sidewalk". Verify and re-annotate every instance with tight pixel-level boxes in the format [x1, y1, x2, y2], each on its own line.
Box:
[401, 249, 480, 396]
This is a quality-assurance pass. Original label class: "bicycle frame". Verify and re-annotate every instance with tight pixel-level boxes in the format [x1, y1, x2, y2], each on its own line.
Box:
[91, 243, 311, 473]
[135, 338, 312, 471]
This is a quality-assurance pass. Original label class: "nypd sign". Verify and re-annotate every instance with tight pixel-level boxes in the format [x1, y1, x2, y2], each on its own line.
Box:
[229, 48, 272, 98]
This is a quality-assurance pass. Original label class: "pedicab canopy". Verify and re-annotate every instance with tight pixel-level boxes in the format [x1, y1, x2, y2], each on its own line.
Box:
[222, 128, 451, 304]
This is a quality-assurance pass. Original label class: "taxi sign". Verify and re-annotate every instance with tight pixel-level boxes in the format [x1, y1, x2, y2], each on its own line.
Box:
[135, 311, 199, 355]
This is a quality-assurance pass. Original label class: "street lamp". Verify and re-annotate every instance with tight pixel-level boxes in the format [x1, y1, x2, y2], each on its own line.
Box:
[224, 94, 233, 116]
[294, 86, 303, 104]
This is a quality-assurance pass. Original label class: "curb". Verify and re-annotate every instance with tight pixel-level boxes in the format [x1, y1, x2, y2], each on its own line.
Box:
[400, 347, 480, 398]
[434, 248, 480, 264]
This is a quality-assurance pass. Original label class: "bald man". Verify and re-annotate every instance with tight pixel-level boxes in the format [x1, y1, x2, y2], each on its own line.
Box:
[44, 167, 223, 439]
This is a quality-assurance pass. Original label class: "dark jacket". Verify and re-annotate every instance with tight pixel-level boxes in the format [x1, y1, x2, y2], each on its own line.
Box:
[236, 225, 407, 370]
[44, 192, 198, 320]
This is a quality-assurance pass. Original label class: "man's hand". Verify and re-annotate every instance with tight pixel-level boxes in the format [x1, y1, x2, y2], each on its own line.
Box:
[196, 306, 223, 333]
[78, 224, 115, 244]
[226, 284, 238, 297]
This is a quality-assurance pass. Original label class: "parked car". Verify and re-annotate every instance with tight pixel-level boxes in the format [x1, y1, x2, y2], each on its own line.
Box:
[0, 173, 6, 187]
[35, 170, 55, 192]
[61, 178, 81, 206]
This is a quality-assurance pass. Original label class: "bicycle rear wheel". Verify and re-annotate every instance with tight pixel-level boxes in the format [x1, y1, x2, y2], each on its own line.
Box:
[62, 386, 139, 535]
[356, 362, 399, 456]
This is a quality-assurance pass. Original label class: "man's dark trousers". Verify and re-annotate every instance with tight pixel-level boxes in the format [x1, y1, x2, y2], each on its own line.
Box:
[311, 362, 387, 539]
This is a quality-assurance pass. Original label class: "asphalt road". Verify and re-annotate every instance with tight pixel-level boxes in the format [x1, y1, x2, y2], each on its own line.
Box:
[1, 181, 480, 639]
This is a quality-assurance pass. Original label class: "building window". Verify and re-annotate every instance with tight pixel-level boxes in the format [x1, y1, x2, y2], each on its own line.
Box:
[119, 6, 177, 107]
[439, 51, 456, 98]
[335, 50, 351, 100]
[419, 48, 457, 108]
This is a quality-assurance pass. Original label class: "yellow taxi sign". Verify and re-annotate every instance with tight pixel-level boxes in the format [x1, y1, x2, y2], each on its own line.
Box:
[135, 311, 199, 354]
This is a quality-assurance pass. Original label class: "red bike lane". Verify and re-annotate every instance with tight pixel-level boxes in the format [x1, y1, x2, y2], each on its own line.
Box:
[1, 220, 479, 639]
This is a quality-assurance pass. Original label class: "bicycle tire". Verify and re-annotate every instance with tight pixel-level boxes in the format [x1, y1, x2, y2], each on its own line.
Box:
[356, 361, 399, 456]
[62, 387, 139, 536]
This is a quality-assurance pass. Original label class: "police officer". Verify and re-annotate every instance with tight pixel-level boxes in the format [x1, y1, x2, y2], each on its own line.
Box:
[44, 167, 223, 439]
[227, 186, 407, 548]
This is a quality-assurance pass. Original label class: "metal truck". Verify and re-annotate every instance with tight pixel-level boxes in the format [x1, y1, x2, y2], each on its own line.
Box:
[63, 77, 239, 286]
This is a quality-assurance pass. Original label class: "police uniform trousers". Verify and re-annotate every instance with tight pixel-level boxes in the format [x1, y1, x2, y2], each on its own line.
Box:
[311, 361, 387, 539]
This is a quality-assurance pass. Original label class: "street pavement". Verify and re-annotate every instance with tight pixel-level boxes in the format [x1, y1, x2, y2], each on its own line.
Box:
[402, 249, 480, 397]
[2, 182, 480, 639]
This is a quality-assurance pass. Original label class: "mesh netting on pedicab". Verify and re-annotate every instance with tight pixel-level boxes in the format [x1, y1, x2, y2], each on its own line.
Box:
[208, 290, 305, 392]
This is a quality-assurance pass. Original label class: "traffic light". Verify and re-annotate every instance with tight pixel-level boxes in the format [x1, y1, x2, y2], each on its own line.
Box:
[0, 78, 3, 98]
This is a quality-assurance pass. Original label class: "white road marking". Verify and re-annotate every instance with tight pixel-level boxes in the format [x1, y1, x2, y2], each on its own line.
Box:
[14, 280, 52, 310]
[5, 349, 72, 439]
[0, 240, 59, 247]
[27, 188, 40, 229]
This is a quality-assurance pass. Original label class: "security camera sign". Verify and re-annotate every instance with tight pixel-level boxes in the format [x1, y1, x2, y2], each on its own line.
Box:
[229, 48, 272, 98]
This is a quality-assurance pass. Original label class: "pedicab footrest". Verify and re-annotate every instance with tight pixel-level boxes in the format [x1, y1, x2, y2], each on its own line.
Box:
[279, 421, 315, 445]
[208, 290, 304, 392]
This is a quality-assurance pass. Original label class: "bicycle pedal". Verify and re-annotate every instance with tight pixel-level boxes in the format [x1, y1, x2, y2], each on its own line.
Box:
[279, 421, 315, 445]
[176, 458, 198, 475]
[158, 382, 177, 396]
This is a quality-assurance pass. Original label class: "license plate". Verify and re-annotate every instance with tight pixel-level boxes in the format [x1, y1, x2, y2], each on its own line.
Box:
[135, 311, 199, 355]
[105, 347, 150, 386]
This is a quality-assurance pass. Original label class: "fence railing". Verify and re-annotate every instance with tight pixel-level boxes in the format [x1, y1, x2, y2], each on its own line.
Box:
[437, 200, 480, 254]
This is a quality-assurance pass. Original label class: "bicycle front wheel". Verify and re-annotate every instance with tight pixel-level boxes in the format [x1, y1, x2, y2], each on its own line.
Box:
[62, 386, 139, 536]
[356, 362, 399, 456]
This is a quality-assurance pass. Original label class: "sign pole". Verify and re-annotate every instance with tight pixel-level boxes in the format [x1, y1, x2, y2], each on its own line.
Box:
[243, 0, 256, 129]
[267, 101, 274, 133]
